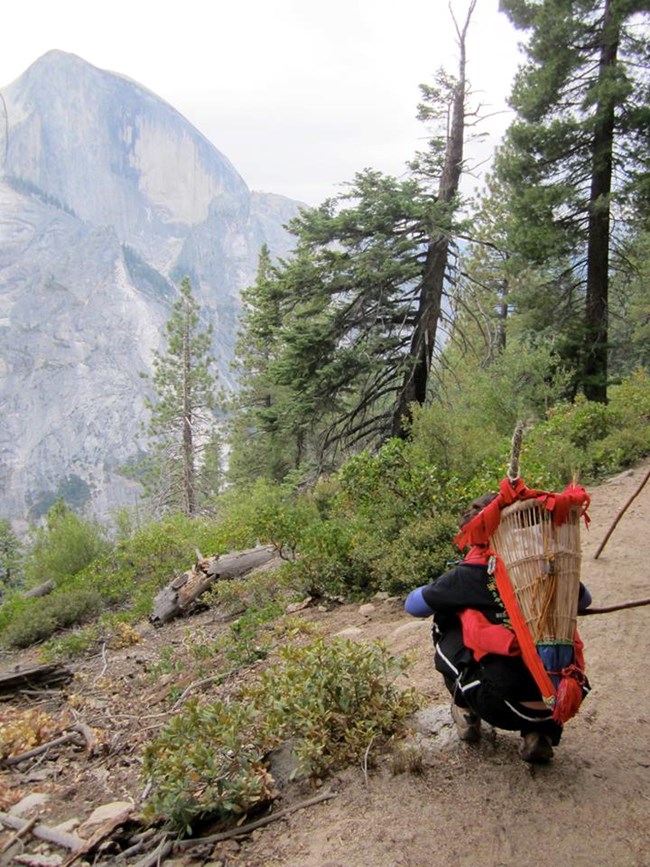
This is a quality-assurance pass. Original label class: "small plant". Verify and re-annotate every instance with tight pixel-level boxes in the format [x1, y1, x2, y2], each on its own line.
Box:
[273, 615, 321, 639]
[142, 699, 279, 834]
[148, 646, 186, 680]
[391, 741, 425, 776]
[221, 601, 284, 666]
[0, 708, 68, 760]
[142, 637, 421, 834]
[39, 624, 101, 661]
[108, 621, 142, 649]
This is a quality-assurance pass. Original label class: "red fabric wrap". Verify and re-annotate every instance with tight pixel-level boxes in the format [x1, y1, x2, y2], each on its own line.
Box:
[458, 609, 520, 661]
[454, 477, 591, 722]
[453, 477, 590, 550]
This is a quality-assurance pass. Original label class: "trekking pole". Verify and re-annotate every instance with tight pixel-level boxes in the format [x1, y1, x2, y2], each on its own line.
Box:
[578, 597, 650, 615]
[594, 466, 650, 559]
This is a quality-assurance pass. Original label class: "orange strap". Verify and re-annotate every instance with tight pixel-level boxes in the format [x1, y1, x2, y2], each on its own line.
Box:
[490, 551, 557, 708]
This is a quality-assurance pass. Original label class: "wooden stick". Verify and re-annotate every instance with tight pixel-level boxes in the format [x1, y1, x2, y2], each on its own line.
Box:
[132, 837, 172, 867]
[594, 466, 650, 559]
[1, 731, 82, 766]
[0, 722, 95, 767]
[0, 812, 83, 851]
[114, 830, 165, 862]
[175, 790, 337, 850]
[0, 816, 37, 854]
[507, 421, 526, 482]
[578, 597, 650, 615]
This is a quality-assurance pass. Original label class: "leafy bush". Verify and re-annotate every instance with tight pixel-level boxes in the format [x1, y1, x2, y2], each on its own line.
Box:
[142, 638, 420, 833]
[216, 480, 320, 555]
[1, 589, 103, 648]
[526, 370, 650, 484]
[289, 515, 374, 597]
[248, 639, 421, 777]
[21, 501, 110, 590]
[142, 699, 279, 835]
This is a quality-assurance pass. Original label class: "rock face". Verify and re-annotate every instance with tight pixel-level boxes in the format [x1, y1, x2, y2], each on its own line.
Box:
[0, 50, 302, 528]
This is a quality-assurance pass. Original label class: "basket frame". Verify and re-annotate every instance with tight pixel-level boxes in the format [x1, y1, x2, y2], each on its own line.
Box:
[489, 500, 582, 644]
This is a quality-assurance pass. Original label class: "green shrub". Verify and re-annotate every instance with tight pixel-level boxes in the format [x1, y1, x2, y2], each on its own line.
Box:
[142, 638, 420, 833]
[1, 589, 103, 648]
[21, 501, 110, 590]
[216, 480, 320, 555]
[142, 699, 279, 835]
[376, 514, 459, 595]
[595, 369, 650, 470]
[290, 515, 374, 598]
[526, 371, 650, 484]
[248, 639, 421, 778]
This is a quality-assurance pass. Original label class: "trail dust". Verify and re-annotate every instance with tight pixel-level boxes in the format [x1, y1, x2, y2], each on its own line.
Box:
[0, 461, 648, 866]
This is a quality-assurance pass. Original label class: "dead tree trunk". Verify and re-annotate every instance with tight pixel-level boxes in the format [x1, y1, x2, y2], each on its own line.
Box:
[150, 545, 278, 626]
[392, 1, 475, 437]
[0, 662, 73, 695]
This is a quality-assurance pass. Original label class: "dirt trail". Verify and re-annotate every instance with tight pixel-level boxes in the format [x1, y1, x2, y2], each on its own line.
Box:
[1, 461, 649, 866]
[239, 460, 650, 867]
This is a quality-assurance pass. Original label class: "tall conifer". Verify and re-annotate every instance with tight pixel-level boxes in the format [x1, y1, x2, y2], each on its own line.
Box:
[145, 277, 220, 515]
[497, 0, 650, 400]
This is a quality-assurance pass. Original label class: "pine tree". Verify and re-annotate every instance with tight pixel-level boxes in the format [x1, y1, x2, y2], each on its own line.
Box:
[144, 277, 221, 515]
[0, 518, 22, 593]
[496, 0, 650, 401]
[228, 244, 304, 483]
[228, 2, 482, 474]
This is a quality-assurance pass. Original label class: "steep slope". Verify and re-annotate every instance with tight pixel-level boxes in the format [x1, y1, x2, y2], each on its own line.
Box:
[0, 51, 303, 526]
[0, 462, 648, 866]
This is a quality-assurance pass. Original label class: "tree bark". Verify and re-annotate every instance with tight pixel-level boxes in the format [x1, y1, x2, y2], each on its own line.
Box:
[584, 0, 618, 403]
[150, 545, 279, 626]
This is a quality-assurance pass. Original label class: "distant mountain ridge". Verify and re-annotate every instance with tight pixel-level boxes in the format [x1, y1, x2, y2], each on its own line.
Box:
[0, 50, 303, 529]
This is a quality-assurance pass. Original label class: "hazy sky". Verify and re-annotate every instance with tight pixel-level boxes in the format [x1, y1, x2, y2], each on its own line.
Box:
[2, 0, 525, 206]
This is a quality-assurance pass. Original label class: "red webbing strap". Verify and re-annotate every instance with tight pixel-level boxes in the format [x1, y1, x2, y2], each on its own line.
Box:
[490, 551, 557, 708]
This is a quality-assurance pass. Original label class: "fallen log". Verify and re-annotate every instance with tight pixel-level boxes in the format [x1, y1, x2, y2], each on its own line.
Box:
[0, 662, 73, 696]
[150, 545, 279, 626]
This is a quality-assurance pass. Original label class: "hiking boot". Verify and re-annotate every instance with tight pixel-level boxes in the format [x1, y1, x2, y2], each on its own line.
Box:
[519, 732, 554, 764]
[451, 703, 481, 742]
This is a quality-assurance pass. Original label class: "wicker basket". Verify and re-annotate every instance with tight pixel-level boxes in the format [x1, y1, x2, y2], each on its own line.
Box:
[489, 500, 582, 644]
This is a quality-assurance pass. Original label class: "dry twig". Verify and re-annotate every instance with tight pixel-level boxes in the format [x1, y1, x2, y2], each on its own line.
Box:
[175, 790, 337, 851]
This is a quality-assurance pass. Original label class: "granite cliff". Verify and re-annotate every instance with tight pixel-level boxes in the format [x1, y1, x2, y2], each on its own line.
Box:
[0, 51, 302, 528]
